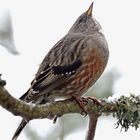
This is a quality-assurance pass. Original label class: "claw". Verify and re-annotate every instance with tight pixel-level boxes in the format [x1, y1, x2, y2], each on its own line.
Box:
[53, 114, 62, 123]
[86, 96, 102, 105]
[53, 115, 58, 124]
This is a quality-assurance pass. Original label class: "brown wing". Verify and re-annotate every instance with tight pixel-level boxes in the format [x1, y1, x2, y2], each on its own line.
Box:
[20, 35, 84, 102]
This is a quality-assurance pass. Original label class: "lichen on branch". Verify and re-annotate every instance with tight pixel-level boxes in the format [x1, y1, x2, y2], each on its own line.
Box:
[114, 95, 140, 131]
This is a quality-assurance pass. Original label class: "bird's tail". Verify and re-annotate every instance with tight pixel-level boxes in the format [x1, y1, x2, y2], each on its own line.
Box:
[12, 119, 27, 140]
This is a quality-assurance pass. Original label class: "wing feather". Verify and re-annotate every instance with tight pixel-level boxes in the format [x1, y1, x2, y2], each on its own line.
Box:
[20, 35, 84, 102]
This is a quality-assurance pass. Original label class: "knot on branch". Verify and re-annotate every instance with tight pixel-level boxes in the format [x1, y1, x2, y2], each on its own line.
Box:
[114, 94, 140, 131]
[0, 74, 6, 86]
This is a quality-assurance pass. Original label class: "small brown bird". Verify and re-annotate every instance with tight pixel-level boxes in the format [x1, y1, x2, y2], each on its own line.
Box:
[12, 2, 109, 140]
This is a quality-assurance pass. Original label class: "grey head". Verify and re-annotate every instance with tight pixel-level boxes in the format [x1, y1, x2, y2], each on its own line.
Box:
[69, 2, 102, 35]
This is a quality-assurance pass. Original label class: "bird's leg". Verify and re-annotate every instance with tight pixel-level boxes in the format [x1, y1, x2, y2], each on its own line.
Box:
[71, 94, 87, 116]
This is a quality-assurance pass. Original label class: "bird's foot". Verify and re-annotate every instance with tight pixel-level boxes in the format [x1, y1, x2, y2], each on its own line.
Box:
[71, 95, 87, 116]
[71, 95, 102, 116]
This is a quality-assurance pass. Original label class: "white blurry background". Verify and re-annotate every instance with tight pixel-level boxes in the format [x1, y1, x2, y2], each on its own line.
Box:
[0, 0, 140, 139]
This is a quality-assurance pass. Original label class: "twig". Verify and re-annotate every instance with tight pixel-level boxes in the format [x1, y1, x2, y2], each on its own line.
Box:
[86, 113, 98, 140]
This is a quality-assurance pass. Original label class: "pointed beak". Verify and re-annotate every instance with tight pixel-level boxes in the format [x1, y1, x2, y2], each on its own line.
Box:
[86, 2, 93, 16]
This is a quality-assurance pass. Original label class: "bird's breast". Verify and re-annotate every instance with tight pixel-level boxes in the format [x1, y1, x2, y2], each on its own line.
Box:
[56, 44, 109, 96]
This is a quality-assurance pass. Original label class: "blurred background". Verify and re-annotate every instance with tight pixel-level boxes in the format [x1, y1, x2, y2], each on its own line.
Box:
[0, 0, 140, 139]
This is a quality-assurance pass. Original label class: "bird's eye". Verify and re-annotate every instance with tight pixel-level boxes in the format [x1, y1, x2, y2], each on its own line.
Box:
[79, 16, 87, 23]
[79, 18, 83, 23]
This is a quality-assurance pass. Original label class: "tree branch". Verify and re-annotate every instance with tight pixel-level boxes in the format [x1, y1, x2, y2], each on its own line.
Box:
[0, 75, 140, 136]
[0, 81, 102, 120]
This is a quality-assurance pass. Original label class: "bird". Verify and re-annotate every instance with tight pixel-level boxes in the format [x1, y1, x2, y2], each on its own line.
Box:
[12, 2, 109, 140]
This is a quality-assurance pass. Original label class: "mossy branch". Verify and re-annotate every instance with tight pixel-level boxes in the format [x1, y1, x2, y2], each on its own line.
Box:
[0, 75, 140, 131]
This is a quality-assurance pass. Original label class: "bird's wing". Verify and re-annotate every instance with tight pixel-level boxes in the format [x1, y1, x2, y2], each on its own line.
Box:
[20, 35, 85, 102]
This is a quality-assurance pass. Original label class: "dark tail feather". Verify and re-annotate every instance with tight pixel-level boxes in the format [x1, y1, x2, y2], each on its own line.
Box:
[12, 119, 27, 140]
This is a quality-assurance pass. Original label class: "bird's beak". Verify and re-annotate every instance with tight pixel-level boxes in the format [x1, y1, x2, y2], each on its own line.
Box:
[86, 2, 93, 16]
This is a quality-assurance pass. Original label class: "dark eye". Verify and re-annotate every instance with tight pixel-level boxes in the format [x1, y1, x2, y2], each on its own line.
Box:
[79, 16, 87, 23]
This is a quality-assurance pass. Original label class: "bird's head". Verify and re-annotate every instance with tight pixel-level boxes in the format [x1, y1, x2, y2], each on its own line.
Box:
[69, 2, 102, 35]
